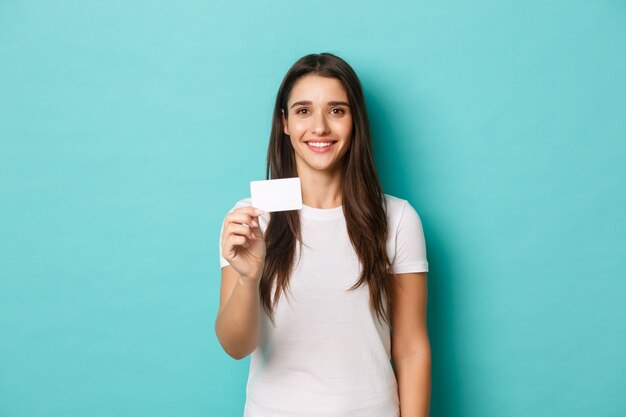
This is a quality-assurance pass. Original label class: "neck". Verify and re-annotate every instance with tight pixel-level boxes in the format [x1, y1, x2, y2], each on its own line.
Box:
[297, 165, 343, 209]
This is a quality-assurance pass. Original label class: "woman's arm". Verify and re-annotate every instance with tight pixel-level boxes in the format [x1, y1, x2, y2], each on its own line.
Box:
[215, 265, 261, 359]
[215, 206, 266, 360]
[391, 272, 431, 417]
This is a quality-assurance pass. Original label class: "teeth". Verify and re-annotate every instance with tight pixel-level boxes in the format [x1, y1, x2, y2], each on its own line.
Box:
[307, 142, 333, 148]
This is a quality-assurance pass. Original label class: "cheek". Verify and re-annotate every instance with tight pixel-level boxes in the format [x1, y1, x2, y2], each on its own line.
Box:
[346, 122, 354, 137]
[288, 119, 308, 134]
[335, 118, 353, 138]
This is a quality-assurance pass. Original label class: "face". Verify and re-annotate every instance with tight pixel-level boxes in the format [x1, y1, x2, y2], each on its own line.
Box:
[281, 74, 353, 177]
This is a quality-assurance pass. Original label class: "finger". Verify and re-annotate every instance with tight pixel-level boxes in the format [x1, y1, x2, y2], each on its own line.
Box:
[222, 225, 254, 244]
[227, 223, 256, 241]
[232, 206, 265, 217]
[225, 212, 255, 226]
[251, 224, 264, 239]
[225, 212, 264, 230]
[231, 206, 265, 219]
[223, 235, 247, 257]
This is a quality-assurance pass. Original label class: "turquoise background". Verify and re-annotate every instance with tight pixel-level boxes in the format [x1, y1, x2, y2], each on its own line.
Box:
[1, 1, 625, 416]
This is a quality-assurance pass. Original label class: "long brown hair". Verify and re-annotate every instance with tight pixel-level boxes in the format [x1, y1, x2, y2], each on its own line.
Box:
[261, 52, 394, 326]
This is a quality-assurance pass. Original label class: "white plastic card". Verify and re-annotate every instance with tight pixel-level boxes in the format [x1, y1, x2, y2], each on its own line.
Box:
[250, 177, 303, 213]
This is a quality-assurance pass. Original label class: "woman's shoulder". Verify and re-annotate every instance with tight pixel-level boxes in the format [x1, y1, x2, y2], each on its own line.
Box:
[383, 194, 429, 272]
[383, 193, 424, 229]
[383, 193, 410, 216]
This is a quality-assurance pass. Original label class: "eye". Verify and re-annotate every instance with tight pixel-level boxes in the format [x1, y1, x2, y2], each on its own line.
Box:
[330, 108, 345, 115]
[296, 108, 310, 115]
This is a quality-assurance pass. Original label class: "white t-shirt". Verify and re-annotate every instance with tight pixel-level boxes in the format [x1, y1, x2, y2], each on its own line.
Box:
[219, 194, 429, 417]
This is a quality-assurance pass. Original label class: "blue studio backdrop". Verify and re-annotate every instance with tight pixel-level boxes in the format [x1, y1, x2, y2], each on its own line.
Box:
[1, 1, 625, 416]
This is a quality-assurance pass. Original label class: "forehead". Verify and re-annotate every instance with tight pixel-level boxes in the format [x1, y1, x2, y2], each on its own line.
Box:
[288, 74, 348, 104]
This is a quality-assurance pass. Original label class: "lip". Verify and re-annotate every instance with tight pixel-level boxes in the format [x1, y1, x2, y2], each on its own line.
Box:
[304, 139, 337, 153]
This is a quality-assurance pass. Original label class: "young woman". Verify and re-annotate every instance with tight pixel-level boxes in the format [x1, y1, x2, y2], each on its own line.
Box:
[216, 53, 430, 417]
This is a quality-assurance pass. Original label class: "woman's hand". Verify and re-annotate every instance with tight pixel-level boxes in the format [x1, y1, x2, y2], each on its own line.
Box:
[221, 206, 266, 282]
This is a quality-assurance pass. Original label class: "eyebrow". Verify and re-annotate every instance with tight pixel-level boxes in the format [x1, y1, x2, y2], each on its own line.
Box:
[289, 100, 351, 109]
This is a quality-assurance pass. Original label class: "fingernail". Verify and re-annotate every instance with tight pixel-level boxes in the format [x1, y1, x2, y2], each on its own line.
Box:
[254, 209, 264, 215]
[251, 220, 258, 227]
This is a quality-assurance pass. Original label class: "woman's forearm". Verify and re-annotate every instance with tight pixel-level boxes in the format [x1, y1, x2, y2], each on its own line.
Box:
[394, 346, 432, 417]
[215, 275, 260, 360]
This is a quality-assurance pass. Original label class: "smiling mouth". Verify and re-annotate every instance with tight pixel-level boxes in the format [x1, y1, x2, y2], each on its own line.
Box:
[304, 140, 337, 148]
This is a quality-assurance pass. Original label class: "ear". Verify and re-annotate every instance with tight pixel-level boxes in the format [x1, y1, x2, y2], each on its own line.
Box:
[281, 109, 289, 135]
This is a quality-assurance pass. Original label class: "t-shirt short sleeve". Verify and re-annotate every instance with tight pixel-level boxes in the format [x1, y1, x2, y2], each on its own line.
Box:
[391, 200, 429, 274]
[219, 198, 253, 269]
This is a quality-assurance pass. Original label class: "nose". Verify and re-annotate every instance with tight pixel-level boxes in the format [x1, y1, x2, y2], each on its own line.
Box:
[311, 110, 330, 135]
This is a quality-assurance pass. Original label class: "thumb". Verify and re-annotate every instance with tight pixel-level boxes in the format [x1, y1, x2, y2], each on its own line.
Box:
[251, 223, 264, 239]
